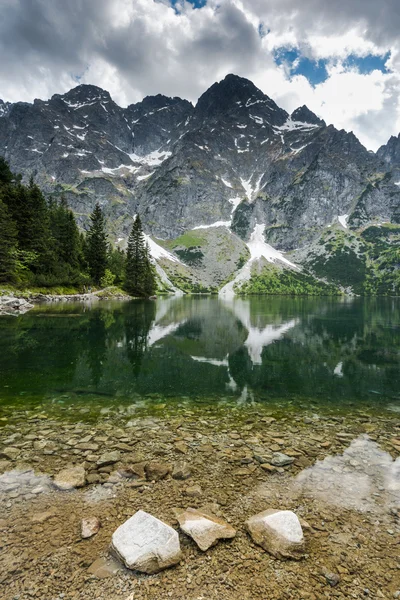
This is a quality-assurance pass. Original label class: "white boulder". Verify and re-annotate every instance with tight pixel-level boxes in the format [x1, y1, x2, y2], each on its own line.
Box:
[246, 509, 305, 559]
[176, 508, 236, 551]
[111, 510, 182, 573]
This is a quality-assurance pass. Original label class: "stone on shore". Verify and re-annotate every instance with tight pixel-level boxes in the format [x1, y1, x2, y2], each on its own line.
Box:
[0, 296, 34, 315]
[246, 509, 305, 560]
[111, 510, 182, 573]
[176, 508, 236, 551]
[81, 517, 101, 539]
[53, 465, 86, 490]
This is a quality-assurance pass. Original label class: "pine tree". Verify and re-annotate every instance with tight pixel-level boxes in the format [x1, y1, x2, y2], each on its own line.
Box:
[85, 203, 108, 285]
[125, 215, 156, 296]
[0, 199, 18, 282]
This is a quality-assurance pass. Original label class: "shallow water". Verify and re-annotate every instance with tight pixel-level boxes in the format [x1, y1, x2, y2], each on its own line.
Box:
[0, 297, 399, 599]
[0, 295, 399, 421]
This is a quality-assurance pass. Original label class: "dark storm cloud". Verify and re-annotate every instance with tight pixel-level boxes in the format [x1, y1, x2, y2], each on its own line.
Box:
[0, 0, 399, 149]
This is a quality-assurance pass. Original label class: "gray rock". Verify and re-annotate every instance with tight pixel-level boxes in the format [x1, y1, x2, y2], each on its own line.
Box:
[246, 509, 305, 560]
[111, 510, 182, 573]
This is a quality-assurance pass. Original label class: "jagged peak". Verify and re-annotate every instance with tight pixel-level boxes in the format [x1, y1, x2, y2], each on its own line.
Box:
[195, 73, 283, 117]
[127, 93, 193, 113]
[53, 84, 112, 107]
[291, 105, 325, 126]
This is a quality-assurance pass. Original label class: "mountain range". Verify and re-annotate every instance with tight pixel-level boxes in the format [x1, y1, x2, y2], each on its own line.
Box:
[1, 74, 399, 295]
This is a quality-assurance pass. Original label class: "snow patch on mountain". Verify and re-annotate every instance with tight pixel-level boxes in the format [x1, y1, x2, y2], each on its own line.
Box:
[221, 177, 233, 188]
[247, 224, 297, 267]
[128, 149, 171, 167]
[240, 174, 263, 201]
[274, 117, 320, 133]
[144, 234, 181, 264]
[229, 196, 242, 213]
[219, 224, 298, 298]
[193, 221, 231, 230]
[338, 214, 349, 228]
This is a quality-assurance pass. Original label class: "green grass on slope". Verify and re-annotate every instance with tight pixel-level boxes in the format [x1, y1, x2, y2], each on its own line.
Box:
[235, 265, 340, 296]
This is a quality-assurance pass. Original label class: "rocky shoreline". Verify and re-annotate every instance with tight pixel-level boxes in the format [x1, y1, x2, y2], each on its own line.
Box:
[0, 289, 132, 315]
[0, 405, 399, 599]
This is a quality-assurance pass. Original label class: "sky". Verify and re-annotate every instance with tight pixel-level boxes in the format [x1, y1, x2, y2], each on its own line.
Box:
[1, 0, 400, 151]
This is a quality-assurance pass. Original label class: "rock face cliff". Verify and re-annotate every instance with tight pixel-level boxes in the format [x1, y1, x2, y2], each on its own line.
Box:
[1, 74, 400, 293]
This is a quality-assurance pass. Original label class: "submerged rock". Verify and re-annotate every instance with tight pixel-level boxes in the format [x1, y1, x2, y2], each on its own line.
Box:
[172, 462, 191, 480]
[145, 461, 171, 481]
[111, 510, 182, 573]
[246, 509, 305, 559]
[81, 517, 101, 539]
[53, 465, 86, 490]
[176, 508, 236, 551]
[87, 556, 121, 579]
[97, 451, 121, 467]
[270, 452, 295, 467]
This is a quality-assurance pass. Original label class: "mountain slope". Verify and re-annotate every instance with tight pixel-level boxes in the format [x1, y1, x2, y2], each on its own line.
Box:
[1, 75, 400, 294]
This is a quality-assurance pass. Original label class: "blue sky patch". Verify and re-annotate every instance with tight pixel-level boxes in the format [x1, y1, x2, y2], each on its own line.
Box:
[274, 47, 391, 86]
[343, 52, 391, 74]
[274, 48, 328, 85]
[170, 0, 207, 10]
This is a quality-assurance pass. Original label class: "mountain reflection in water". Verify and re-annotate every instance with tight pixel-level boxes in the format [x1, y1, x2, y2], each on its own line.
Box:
[0, 296, 399, 411]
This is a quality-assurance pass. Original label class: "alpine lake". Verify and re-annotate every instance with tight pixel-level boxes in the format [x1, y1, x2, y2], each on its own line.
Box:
[0, 296, 399, 600]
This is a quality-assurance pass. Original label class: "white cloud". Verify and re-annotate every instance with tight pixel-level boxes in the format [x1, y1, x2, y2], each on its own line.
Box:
[0, 0, 400, 150]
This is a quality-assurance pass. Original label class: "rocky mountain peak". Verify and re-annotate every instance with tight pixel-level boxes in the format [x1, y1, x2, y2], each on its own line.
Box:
[196, 74, 267, 114]
[377, 133, 400, 168]
[132, 94, 192, 112]
[53, 84, 112, 108]
[291, 105, 324, 126]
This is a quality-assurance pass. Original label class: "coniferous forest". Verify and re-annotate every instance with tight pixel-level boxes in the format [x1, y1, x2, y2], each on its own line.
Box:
[0, 157, 156, 296]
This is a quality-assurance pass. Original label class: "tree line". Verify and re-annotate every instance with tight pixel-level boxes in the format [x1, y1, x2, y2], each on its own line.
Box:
[0, 157, 156, 296]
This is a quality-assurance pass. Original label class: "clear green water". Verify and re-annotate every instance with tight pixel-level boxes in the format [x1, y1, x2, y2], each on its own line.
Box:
[0, 296, 399, 420]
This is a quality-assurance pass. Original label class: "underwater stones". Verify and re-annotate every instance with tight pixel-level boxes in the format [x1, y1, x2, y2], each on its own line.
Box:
[270, 452, 295, 467]
[53, 465, 86, 490]
[174, 442, 189, 454]
[0, 447, 21, 461]
[145, 461, 171, 481]
[81, 517, 101, 539]
[172, 462, 191, 480]
[111, 510, 182, 573]
[185, 484, 203, 498]
[176, 508, 236, 551]
[97, 451, 121, 467]
[246, 509, 305, 560]
[87, 556, 121, 579]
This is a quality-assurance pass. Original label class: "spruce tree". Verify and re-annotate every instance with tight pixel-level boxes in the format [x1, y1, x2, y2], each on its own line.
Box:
[85, 203, 108, 285]
[143, 243, 157, 296]
[0, 199, 18, 282]
[125, 215, 156, 296]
